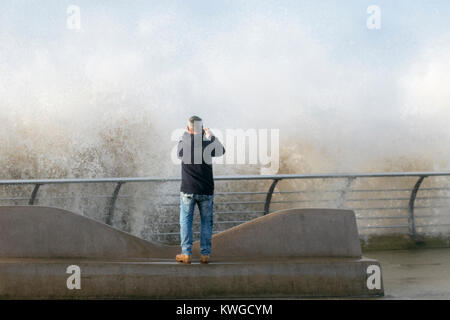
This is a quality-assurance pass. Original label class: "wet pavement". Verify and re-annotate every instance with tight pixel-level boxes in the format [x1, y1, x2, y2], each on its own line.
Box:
[367, 248, 450, 299]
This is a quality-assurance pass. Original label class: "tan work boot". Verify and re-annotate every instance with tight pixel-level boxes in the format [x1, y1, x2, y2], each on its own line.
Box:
[200, 255, 210, 264]
[176, 254, 191, 264]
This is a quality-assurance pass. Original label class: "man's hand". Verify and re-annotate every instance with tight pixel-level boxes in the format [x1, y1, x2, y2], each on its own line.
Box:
[204, 128, 213, 139]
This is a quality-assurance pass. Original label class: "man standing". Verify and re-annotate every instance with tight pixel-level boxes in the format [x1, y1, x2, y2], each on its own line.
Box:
[176, 116, 225, 264]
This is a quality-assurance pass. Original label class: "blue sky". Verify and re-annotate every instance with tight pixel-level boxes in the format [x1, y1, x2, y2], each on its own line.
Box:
[2, 0, 449, 67]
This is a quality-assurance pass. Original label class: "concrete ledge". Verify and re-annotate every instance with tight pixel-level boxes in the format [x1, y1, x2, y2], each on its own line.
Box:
[0, 206, 384, 298]
[0, 257, 383, 299]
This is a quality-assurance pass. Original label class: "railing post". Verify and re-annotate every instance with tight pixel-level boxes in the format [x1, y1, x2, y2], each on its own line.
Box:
[264, 179, 281, 215]
[106, 182, 124, 226]
[408, 176, 426, 243]
[28, 184, 42, 205]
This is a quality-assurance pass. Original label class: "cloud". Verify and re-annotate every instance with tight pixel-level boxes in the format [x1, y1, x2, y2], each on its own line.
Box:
[0, 3, 449, 177]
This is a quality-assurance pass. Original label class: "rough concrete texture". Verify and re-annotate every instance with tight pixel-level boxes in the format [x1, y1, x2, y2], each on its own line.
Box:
[0, 206, 384, 298]
[193, 208, 362, 259]
[0, 206, 361, 259]
[369, 248, 450, 299]
[0, 257, 383, 299]
[0, 206, 173, 259]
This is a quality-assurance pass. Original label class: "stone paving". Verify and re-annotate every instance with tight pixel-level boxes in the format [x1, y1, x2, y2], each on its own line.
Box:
[367, 248, 450, 299]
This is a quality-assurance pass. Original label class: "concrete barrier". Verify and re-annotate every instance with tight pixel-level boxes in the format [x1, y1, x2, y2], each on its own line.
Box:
[193, 208, 362, 259]
[0, 206, 384, 298]
[0, 206, 361, 259]
[0, 206, 174, 259]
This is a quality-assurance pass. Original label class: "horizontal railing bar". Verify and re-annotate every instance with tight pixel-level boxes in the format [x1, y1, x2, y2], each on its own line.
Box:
[416, 187, 450, 191]
[265, 207, 408, 214]
[4, 188, 447, 201]
[160, 221, 247, 225]
[415, 214, 450, 218]
[356, 214, 449, 220]
[109, 205, 264, 216]
[414, 196, 450, 200]
[272, 196, 450, 203]
[148, 187, 450, 197]
[153, 224, 450, 234]
[269, 198, 415, 204]
[118, 191, 271, 197]
[21, 194, 450, 205]
[86, 193, 269, 200]
[414, 205, 450, 209]
[349, 187, 450, 193]
[211, 191, 268, 195]
[26, 191, 450, 201]
[214, 172, 450, 180]
[266, 206, 450, 214]
[346, 196, 450, 202]
[269, 199, 403, 205]
[345, 197, 406, 201]
[109, 203, 449, 212]
[152, 231, 221, 236]
[108, 203, 264, 211]
[274, 190, 346, 194]
[270, 199, 337, 204]
[348, 188, 411, 192]
[246, 223, 442, 230]
[31, 196, 112, 200]
[103, 210, 449, 226]
[274, 188, 410, 194]
[338, 207, 408, 211]
[159, 186, 450, 196]
[214, 211, 265, 215]
[1, 171, 450, 185]
[357, 206, 411, 210]
[356, 216, 407, 220]
[358, 225, 409, 229]
[159, 201, 266, 206]
[354, 205, 450, 210]
[0, 177, 179, 185]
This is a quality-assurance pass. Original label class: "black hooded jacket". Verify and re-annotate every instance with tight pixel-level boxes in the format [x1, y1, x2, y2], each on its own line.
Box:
[177, 131, 225, 195]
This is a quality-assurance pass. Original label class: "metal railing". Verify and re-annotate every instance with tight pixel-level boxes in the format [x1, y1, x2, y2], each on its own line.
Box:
[1, 171, 450, 242]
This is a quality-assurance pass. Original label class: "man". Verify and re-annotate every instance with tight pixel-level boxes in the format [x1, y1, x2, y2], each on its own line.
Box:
[176, 116, 225, 264]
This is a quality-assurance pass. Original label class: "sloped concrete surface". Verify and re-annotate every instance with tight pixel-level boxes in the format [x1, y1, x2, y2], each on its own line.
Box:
[193, 208, 362, 259]
[0, 206, 175, 259]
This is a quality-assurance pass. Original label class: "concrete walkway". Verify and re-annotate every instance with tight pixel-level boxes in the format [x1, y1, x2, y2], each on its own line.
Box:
[368, 248, 450, 299]
[0, 257, 382, 299]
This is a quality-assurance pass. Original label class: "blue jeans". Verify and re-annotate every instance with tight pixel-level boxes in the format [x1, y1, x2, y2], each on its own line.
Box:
[179, 192, 214, 256]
